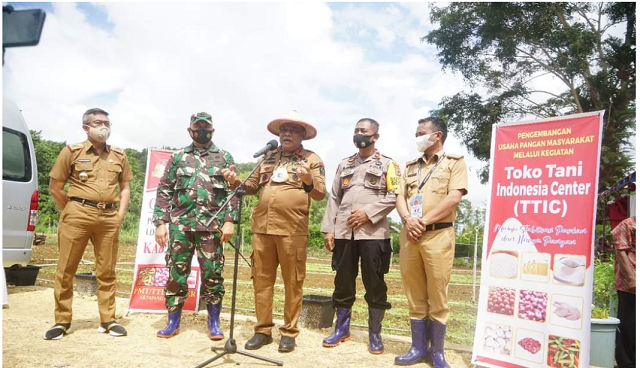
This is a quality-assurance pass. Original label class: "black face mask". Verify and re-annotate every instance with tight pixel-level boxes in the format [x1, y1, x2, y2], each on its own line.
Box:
[353, 134, 375, 149]
[190, 128, 212, 144]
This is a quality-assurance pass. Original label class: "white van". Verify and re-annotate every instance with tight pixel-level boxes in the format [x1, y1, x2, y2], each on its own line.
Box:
[3, 97, 38, 267]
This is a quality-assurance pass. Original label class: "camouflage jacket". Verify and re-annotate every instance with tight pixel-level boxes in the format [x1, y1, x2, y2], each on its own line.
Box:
[152, 143, 239, 232]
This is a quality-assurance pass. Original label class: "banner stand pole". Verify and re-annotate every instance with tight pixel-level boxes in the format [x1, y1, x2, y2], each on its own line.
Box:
[194, 156, 283, 368]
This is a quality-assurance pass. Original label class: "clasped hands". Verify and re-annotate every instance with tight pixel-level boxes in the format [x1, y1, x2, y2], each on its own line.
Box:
[405, 217, 427, 243]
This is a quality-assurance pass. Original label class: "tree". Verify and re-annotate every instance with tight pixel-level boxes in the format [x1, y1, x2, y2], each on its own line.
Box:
[425, 2, 635, 190]
[455, 199, 485, 244]
[31, 130, 66, 231]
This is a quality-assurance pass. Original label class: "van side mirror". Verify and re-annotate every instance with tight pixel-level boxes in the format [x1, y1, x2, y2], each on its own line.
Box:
[3, 6, 46, 48]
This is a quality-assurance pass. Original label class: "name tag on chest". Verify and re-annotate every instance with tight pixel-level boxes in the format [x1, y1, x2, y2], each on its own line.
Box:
[410, 195, 423, 218]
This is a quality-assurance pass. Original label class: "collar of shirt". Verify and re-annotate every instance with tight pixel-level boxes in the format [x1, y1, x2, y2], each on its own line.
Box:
[358, 149, 379, 164]
[420, 149, 445, 165]
[275, 145, 305, 156]
[184, 142, 218, 154]
[84, 140, 110, 154]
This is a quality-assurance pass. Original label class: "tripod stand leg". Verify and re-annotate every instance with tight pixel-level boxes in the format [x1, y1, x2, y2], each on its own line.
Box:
[236, 350, 283, 366]
[193, 351, 228, 368]
[194, 181, 284, 368]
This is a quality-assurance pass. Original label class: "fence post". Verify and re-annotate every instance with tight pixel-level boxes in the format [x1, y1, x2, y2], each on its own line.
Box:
[473, 226, 479, 303]
[390, 236, 393, 267]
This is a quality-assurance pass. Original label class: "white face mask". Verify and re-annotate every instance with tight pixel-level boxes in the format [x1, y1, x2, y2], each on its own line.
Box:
[88, 126, 111, 143]
[416, 132, 437, 152]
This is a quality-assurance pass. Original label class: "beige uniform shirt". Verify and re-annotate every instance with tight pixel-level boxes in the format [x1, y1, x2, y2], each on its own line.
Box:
[397, 150, 468, 221]
[244, 146, 326, 236]
[49, 140, 133, 203]
[321, 150, 400, 240]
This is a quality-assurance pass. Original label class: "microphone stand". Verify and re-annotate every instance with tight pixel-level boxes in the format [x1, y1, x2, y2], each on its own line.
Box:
[195, 154, 283, 368]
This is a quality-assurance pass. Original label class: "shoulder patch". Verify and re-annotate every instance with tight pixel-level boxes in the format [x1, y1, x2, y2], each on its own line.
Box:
[405, 158, 419, 167]
[111, 147, 125, 155]
[67, 143, 84, 152]
[445, 153, 464, 160]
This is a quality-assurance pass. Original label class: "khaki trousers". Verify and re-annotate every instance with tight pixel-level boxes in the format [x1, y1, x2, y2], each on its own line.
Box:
[251, 233, 307, 338]
[54, 200, 120, 324]
[399, 227, 454, 324]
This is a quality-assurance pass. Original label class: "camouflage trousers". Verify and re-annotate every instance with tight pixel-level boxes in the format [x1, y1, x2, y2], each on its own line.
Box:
[165, 224, 225, 312]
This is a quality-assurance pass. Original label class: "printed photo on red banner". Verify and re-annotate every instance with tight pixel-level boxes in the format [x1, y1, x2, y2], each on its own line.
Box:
[127, 149, 202, 314]
[472, 111, 604, 368]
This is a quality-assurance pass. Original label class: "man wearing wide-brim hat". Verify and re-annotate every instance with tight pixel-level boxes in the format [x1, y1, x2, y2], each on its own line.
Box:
[223, 110, 326, 353]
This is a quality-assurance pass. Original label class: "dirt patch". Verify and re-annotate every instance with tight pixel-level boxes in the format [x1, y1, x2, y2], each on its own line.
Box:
[3, 286, 473, 368]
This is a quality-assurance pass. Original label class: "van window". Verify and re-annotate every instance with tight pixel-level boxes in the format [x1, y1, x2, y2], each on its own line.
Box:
[3, 127, 32, 182]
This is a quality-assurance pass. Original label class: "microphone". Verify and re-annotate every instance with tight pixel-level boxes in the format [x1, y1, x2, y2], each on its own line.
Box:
[253, 140, 279, 158]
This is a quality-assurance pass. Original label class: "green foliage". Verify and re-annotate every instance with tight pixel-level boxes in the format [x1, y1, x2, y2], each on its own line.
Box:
[425, 2, 636, 188]
[592, 253, 617, 318]
[30, 132, 147, 238]
[455, 199, 485, 244]
[30, 130, 66, 231]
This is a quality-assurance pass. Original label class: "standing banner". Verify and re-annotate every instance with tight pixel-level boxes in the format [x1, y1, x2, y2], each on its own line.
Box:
[472, 111, 604, 368]
[127, 149, 201, 313]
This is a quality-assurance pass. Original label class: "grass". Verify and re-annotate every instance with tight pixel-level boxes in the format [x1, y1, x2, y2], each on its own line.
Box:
[31, 241, 479, 347]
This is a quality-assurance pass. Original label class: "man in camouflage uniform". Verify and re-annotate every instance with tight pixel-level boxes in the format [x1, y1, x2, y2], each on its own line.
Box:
[153, 112, 239, 340]
[321, 118, 400, 354]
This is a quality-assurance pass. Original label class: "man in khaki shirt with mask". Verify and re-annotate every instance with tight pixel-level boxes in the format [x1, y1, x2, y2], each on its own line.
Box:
[395, 117, 468, 368]
[45, 108, 133, 340]
[320, 118, 399, 354]
[223, 111, 326, 353]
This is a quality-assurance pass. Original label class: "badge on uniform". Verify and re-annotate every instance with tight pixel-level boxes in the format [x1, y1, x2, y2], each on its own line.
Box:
[79, 171, 88, 182]
[410, 195, 423, 218]
[340, 167, 355, 177]
[369, 177, 378, 185]
[342, 177, 351, 186]
[271, 167, 288, 183]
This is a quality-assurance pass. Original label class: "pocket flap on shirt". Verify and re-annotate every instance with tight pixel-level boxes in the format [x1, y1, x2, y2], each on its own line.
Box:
[74, 162, 93, 171]
[260, 165, 274, 174]
[107, 162, 123, 173]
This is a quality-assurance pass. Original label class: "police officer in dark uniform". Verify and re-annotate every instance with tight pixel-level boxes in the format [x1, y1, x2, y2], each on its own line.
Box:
[321, 118, 400, 354]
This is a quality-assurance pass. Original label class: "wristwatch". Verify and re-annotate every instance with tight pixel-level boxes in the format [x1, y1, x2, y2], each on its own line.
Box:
[401, 214, 410, 225]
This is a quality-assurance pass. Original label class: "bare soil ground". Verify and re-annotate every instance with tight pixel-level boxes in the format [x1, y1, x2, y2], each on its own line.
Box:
[3, 239, 478, 368]
[2, 286, 473, 368]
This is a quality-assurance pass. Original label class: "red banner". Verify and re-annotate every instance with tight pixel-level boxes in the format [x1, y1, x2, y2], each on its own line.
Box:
[128, 149, 200, 313]
[473, 112, 604, 368]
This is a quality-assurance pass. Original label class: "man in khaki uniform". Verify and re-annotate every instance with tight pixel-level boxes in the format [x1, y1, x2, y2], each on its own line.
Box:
[395, 117, 468, 368]
[321, 118, 399, 354]
[45, 108, 133, 340]
[223, 111, 326, 353]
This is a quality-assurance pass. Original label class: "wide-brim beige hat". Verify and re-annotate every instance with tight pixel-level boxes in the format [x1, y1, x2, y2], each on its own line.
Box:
[267, 110, 317, 140]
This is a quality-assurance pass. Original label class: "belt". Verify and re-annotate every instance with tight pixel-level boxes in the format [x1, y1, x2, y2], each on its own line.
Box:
[425, 222, 453, 231]
[69, 197, 116, 210]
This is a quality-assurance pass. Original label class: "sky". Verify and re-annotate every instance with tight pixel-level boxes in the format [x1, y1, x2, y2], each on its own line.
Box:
[4, 2, 511, 210]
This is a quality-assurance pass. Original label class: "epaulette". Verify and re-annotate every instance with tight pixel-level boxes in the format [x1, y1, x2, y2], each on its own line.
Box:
[67, 143, 84, 152]
[379, 152, 393, 160]
[343, 153, 357, 160]
[445, 153, 464, 160]
[111, 146, 125, 155]
[405, 158, 419, 167]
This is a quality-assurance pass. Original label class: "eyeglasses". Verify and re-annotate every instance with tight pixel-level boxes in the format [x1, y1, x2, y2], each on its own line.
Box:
[87, 120, 112, 128]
